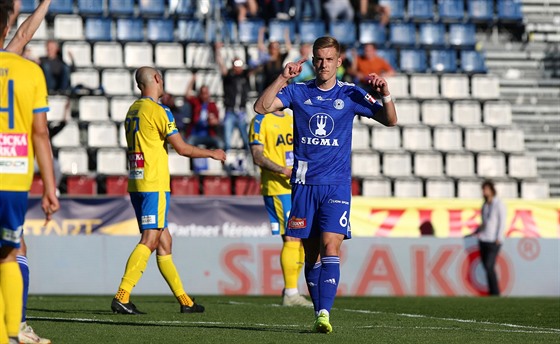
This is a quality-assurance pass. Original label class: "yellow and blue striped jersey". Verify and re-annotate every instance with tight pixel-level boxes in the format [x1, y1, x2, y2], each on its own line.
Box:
[249, 111, 293, 196]
[0, 51, 49, 192]
[125, 97, 178, 192]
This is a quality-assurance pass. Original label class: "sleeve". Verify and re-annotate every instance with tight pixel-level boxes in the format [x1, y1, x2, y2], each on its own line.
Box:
[351, 86, 383, 119]
[155, 104, 179, 138]
[32, 66, 49, 114]
[249, 114, 266, 145]
[276, 83, 294, 109]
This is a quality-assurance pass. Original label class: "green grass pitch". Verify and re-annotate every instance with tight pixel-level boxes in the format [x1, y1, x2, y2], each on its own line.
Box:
[26, 295, 559, 343]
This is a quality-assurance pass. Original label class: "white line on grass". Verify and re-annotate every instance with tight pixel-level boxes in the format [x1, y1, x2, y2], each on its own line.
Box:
[357, 325, 560, 335]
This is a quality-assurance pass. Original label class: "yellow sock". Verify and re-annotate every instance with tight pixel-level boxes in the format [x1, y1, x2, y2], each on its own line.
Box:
[0, 289, 7, 344]
[0, 262, 23, 338]
[297, 244, 305, 276]
[156, 255, 193, 307]
[281, 241, 301, 290]
[116, 244, 152, 303]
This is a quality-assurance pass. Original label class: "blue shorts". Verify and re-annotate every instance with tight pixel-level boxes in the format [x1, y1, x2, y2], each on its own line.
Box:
[0, 191, 28, 248]
[263, 194, 291, 236]
[286, 184, 352, 239]
[130, 191, 170, 231]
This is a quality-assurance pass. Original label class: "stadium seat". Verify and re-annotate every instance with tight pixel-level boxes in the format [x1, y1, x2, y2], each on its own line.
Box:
[446, 152, 475, 178]
[168, 150, 191, 176]
[51, 121, 81, 148]
[234, 176, 261, 196]
[410, 75, 439, 99]
[105, 176, 128, 195]
[16, 14, 48, 40]
[88, 122, 119, 148]
[139, 0, 165, 16]
[54, 15, 84, 40]
[458, 179, 483, 199]
[147, 19, 175, 42]
[477, 153, 506, 178]
[219, 45, 247, 71]
[110, 96, 136, 122]
[198, 70, 224, 97]
[29, 174, 44, 196]
[79, 96, 109, 122]
[390, 23, 416, 46]
[483, 101, 512, 126]
[298, 21, 326, 44]
[394, 100, 420, 125]
[362, 178, 392, 197]
[109, 0, 134, 16]
[124, 43, 154, 68]
[164, 69, 193, 96]
[117, 18, 144, 42]
[195, 157, 225, 175]
[414, 152, 444, 177]
[383, 152, 412, 177]
[400, 49, 427, 73]
[177, 20, 205, 42]
[118, 123, 127, 147]
[394, 178, 423, 198]
[93, 42, 123, 68]
[384, 75, 408, 98]
[441, 74, 470, 99]
[352, 178, 361, 196]
[452, 100, 482, 126]
[521, 181, 549, 199]
[202, 176, 232, 196]
[420, 23, 445, 47]
[430, 50, 457, 73]
[155, 43, 185, 68]
[509, 155, 538, 179]
[376, 49, 398, 71]
[269, 20, 296, 43]
[352, 152, 380, 178]
[421, 100, 451, 126]
[403, 126, 432, 151]
[171, 176, 200, 195]
[19, 0, 36, 13]
[498, 0, 523, 21]
[426, 179, 455, 198]
[408, 0, 434, 21]
[185, 44, 213, 68]
[438, 0, 464, 22]
[472, 75, 500, 99]
[359, 21, 386, 45]
[352, 126, 370, 151]
[169, 0, 195, 17]
[433, 126, 463, 152]
[96, 148, 127, 175]
[465, 126, 493, 152]
[449, 24, 476, 48]
[468, 0, 494, 22]
[48, 0, 73, 14]
[59, 148, 89, 175]
[494, 179, 518, 199]
[496, 128, 524, 153]
[371, 126, 401, 151]
[77, 0, 105, 15]
[380, 0, 405, 20]
[62, 42, 92, 67]
[85, 17, 113, 41]
[329, 21, 356, 46]
[46, 95, 69, 122]
[71, 69, 100, 89]
[238, 20, 265, 44]
[461, 50, 487, 74]
[102, 69, 133, 95]
[66, 176, 97, 195]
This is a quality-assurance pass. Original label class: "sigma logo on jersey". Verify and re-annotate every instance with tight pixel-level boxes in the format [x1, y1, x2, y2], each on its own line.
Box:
[0, 133, 29, 174]
[141, 215, 156, 225]
[288, 216, 306, 229]
[302, 113, 339, 146]
[128, 153, 145, 179]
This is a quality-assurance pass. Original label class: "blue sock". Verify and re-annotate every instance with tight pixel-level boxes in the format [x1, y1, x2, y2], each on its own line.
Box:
[318, 256, 340, 313]
[304, 261, 321, 314]
[17, 255, 29, 323]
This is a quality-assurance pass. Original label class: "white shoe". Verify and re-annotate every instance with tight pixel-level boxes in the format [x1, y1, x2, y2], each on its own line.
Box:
[282, 293, 314, 307]
[19, 322, 51, 344]
[9, 338, 19, 344]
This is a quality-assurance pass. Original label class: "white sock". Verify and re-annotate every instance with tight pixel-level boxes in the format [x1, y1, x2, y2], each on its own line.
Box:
[319, 309, 329, 316]
[284, 288, 299, 296]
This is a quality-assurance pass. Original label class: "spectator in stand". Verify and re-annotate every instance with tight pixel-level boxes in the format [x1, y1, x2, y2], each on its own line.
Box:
[183, 74, 224, 150]
[161, 93, 192, 134]
[352, 0, 390, 25]
[351, 43, 395, 88]
[271, 0, 291, 20]
[323, 0, 354, 22]
[255, 27, 292, 91]
[292, 43, 314, 83]
[215, 43, 251, 152]
[336, 46, 353, 83]
[233, 0, 258, 22]
[39, 40, 74, 94]
[294, 0, 321, 21]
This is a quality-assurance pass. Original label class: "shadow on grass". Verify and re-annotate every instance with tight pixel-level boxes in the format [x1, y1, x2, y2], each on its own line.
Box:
[28, 308, 113, 315]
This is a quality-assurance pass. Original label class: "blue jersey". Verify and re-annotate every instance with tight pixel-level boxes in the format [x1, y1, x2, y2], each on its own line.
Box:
[277, 80, 383, 185]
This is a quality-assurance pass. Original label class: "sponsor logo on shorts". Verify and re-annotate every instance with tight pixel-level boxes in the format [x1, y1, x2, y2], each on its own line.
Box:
[324, 278, 337, 285]
[288, 216, 306, 229]
[328, 199, 349, 205]
[141, 215, 156, 225]
[1, 226, 22, 244]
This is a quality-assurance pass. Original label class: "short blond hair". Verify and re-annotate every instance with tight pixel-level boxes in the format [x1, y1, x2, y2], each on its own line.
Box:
[313, 36, 341, 57]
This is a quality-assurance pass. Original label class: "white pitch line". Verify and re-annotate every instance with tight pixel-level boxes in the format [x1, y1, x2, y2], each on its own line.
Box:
[357, 325, 559, 335]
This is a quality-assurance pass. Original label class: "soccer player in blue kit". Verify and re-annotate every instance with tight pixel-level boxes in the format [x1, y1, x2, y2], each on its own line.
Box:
[254, 36, 397, 333]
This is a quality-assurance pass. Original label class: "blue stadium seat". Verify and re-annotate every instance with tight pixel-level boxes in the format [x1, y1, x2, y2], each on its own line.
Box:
[438, 0, 464, 22]
[85, 18, 113, 41]
[109, 0, 135, 16]
[400, 49, 427, 73]
[380, 0, 405, 20]
[498, 0, 523, 21]
[169, 0, 195, 17]
[468, 0, 494, 22]
[78, 0, 105, 15]
[376, 49, 398, 70]
[177, 20, 205, 43]
[329, 21, 356, 46]
[20, 0, 36, 13]
[49, 0, 73, 14]
[238, 20, 265, 44]
[390, 23, 416, 46]
[139, 0, 166, 16]
[268, 20, 296, 43]
[449, 23, 476, 47]
[117, 18, 144, 42]
[408, 0, 434, 21]
[461, 50, 487, 73]
[359, 21, 386, 45]
[430, 50, 457, 73]
[298, 21, 325, 44]
[147, 19, 174, 42]
[419, 23, 445, 46]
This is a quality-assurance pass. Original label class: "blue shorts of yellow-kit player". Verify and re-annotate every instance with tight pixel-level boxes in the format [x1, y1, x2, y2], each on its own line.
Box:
[0, 191, 28, 248]
[263, 194, 291, 236]
[129, 191, 170, 231]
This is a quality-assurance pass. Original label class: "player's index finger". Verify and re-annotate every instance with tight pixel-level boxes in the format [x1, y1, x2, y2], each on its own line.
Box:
[296, 57, 307, 65]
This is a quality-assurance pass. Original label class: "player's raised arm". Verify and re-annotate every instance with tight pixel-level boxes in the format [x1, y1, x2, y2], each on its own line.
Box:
[6, 0, 51, 55]
[167, 133, 226, 162]
[254, 58, 306, 114]
[368, 73, 398, 127]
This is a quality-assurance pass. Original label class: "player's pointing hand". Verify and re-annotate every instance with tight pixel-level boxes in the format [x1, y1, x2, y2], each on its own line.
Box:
[211, 149, 227, 162]
[282, 58, 307, 79]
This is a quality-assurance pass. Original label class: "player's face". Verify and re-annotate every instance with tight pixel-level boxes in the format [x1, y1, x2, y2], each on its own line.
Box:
[312, 47, 342, 83]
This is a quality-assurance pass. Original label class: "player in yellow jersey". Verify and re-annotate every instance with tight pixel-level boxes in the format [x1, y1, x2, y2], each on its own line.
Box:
[0, 1, 59, 343]
[249, 110, 312, 307]
[111, 67, 226, 315]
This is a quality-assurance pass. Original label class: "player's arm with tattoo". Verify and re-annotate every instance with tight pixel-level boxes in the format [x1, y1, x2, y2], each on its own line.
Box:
[251, 144, 292, 177]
